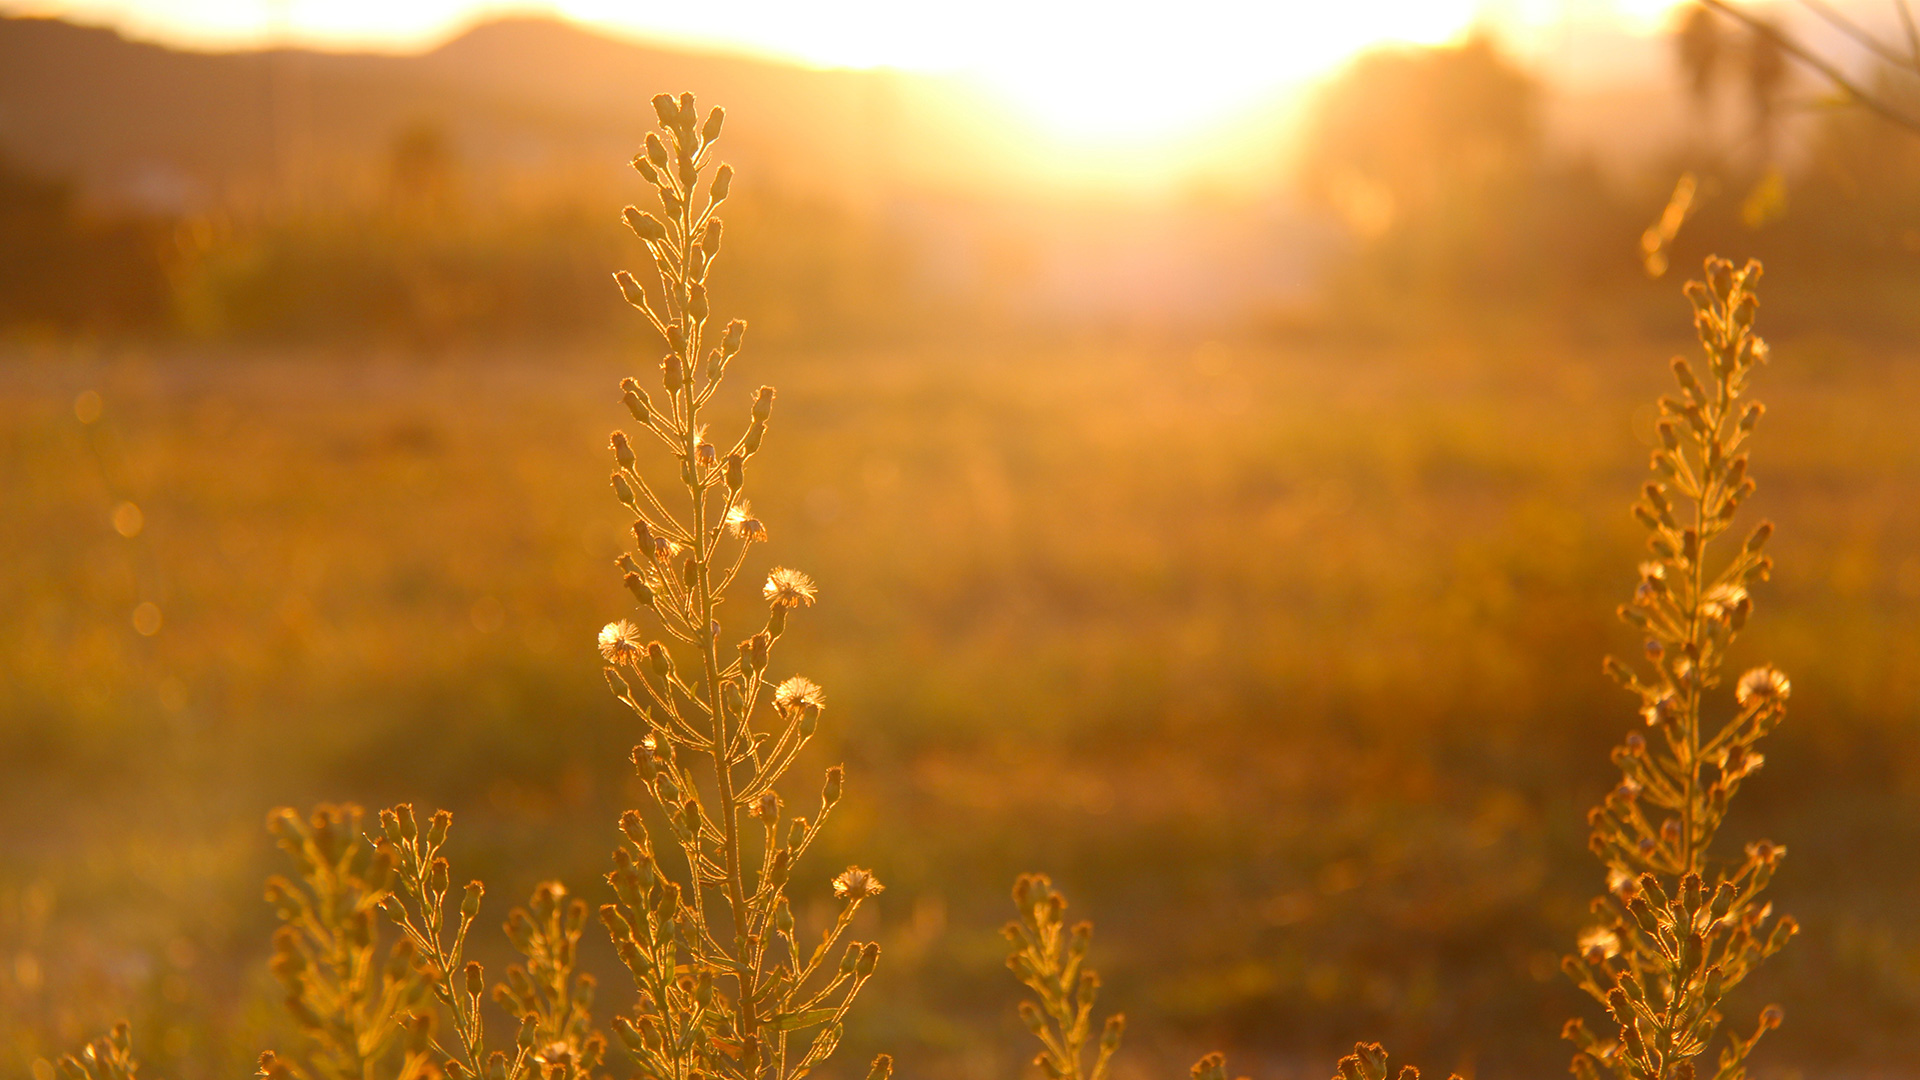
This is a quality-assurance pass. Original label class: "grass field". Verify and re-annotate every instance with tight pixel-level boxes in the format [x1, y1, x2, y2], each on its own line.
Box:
[4, 314, 1920, 1079]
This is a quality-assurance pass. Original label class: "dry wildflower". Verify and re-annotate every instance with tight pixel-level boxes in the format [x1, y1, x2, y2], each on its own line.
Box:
[832, 866, 885, 901]
[1736, 665, 1790, 706]
[774, 676, 824, 715]
[594, 91, 880, 1080]
[598, 619, 645, 664]
[1002, 875, 1126, 1080]
[1702, 581, 1749, 619]
[1565, 259, 1797, 1080]
[725, 502, 767, 542]
[764, 567, 818, 608]
[61, 86, 873, 1080]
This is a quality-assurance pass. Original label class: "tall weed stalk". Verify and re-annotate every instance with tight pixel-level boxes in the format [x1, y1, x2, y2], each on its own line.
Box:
[39, 91, 889, 1080]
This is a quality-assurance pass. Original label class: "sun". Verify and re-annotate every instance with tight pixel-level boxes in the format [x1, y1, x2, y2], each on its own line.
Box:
[39, 0, 1688, 150]
[952, 1, 1488, 146]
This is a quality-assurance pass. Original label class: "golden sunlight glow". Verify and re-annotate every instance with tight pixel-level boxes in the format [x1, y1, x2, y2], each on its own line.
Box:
[22, 0, 1688, 143]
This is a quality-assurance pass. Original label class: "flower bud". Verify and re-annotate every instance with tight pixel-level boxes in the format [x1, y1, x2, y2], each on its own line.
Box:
[822, 765, 844, 806]
[610, 431, 635, 470]
[1672, 357, 1702, 398]
[427, 810, 451, 849]
[702, 107, 725, 144]
[394, 804, 418, 842]
[622, 380, 652, 423]
[465, 961, 484, 998]
[623, 207, 666, 242]
[711, 164, 733, 203]
[625, 564, 665, 605]
[366, 843, 396, 893]
[633, 734, 664, 776]
[615, 271, 648, 311]
[462, 880, 484, 920]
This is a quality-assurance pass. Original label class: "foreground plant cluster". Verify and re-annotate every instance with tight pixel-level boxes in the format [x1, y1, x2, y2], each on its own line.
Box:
[42, 98, 1794, 1080]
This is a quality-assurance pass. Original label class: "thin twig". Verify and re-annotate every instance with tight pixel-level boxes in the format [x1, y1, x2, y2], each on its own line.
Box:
[1703, 0, 1920, 133]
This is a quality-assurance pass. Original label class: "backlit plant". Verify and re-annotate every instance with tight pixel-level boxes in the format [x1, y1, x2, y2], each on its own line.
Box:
[41, 92, 887, 1080]
[1004, 258, 1796, 1080]
[1560, 257, 1794, 1080]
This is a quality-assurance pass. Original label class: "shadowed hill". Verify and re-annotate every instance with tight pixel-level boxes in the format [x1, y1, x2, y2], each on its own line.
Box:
[0, 14, 1006, 212]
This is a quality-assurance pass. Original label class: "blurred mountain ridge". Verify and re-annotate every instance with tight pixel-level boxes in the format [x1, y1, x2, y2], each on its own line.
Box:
[0, 12, 1034, 214]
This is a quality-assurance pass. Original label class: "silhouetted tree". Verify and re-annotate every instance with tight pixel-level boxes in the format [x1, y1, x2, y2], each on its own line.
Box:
[1677, 3, 1723, 129]
[1746, 21, 1790, 163]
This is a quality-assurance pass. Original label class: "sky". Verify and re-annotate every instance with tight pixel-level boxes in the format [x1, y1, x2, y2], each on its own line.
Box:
[8, 0, 1689, 141]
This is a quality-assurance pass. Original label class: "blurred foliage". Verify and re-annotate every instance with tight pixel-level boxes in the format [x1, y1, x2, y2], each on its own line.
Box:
[0, 155, 171, 336]
[162, 185, 918, 349]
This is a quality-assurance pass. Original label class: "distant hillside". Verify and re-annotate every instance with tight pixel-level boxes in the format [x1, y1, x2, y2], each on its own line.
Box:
[0, 14, 1015, 213]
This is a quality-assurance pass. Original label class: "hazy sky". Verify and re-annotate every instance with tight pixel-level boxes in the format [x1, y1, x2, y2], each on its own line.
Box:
[9, 0, 1686, 139]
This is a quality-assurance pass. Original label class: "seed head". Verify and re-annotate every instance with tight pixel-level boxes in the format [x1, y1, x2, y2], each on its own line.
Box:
[764, 567, 818, 608]
[774, 676, 824, 715]
[598, 620, 645, 665]
[1735, 666, 1790, 706]
[725, 503, 766, 542]
[832, 866, 884, 901]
